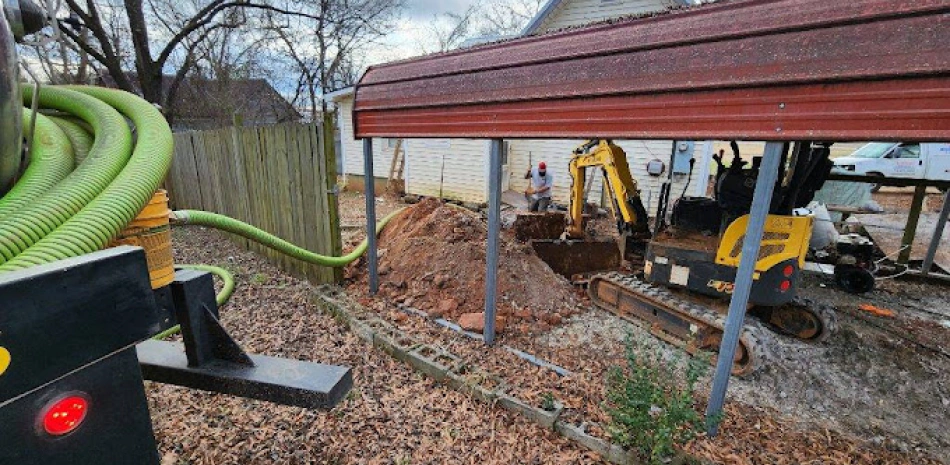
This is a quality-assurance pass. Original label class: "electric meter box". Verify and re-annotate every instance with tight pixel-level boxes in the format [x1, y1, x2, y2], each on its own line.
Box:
[672, 141, 695, 175]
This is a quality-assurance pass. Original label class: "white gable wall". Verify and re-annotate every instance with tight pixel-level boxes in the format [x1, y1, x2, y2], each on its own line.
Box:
[534, 0, 680, 31]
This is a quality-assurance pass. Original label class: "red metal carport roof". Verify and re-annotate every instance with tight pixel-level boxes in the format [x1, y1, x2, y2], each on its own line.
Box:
[353, 0, 950, 142]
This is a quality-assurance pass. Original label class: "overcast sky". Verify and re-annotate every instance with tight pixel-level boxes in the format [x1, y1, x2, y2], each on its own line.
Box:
[368, 0, 485, 64]
[405, 0, 480, 19]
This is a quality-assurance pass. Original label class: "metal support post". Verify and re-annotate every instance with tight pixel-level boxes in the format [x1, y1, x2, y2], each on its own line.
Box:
[921, 189, 950, 276]
[898, 185, 928, 266]
[484, 139, 504, 345]
[705, 141, 783, 436]
[363, 138, 378, 294]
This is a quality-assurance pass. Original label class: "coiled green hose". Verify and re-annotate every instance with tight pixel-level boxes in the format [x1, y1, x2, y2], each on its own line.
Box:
[2, 85, 399, 323]
[48, 115, 93, 165]
[172, 208, 406, 267]
[0, 87, 172, 271]
[0, 110, 74, 218]
[0, 86, 133, 264]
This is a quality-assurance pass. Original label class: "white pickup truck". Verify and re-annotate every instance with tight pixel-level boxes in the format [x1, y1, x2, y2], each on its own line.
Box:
[833, 142, 950, 191]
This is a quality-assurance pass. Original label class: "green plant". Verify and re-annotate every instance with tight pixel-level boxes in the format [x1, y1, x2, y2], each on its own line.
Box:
[604, 338, 713, 465]
[540, 391, 557, 411]
[251, 273, 268, 285]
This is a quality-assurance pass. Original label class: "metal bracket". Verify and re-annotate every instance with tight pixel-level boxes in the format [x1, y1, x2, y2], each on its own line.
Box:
[137, 269, 352, 409]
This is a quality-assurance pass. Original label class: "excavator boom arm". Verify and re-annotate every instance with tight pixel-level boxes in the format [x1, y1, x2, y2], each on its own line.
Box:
[566, 140, 648, 238]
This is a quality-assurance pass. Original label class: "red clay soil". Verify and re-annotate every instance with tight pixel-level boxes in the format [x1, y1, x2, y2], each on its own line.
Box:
[346, 199, 582, 334]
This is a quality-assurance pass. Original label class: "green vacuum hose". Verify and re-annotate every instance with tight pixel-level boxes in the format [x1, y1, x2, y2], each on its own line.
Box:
[0, 110, 74, 218]
[152, 263, 235, 340]
[0, 86, 173, 271]
[172, 208, 406, 268]
[0, 85, 134, 265]
[48, 115, 93, 165]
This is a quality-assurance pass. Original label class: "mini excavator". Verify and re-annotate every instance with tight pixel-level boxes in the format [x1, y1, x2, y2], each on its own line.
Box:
[564, 140, 837, 375]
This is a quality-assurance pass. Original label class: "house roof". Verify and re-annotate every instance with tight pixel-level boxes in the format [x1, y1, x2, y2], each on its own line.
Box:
[98, 74, 301, 123]
[325, 87, 355, 102]
[353, 0, 950, 142]
[522, 0, 694, 35]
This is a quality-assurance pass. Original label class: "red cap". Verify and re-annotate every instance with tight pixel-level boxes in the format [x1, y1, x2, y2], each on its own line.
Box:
[538, 161, 547, 170]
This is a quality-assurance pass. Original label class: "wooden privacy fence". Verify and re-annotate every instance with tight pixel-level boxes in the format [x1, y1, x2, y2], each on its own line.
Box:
[164, 122, 342, 284]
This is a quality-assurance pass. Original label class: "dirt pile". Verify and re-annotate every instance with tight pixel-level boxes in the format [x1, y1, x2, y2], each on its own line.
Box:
[353, 199, 582, 334]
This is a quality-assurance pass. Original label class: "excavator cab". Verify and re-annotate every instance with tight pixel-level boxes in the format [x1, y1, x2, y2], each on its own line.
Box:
[648, 141, 833, 307]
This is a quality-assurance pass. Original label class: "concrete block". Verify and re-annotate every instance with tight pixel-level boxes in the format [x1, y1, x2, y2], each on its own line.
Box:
[497, 394, 564, 430]
[445, 364, 505, 402]
[406, 345, 458, 382]
[389, 334, 421, 363]
[555, 421, 610, 457]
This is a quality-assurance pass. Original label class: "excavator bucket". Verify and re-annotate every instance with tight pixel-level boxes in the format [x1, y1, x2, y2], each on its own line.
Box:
[512, 212, 566, 242]
[531, 238, 621, 278]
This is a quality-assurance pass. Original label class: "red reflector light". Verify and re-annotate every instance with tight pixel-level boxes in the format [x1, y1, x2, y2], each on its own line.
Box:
[783, 265, 795, 277]
[779, 280, 791, 292]
[41, 395, 89, 436]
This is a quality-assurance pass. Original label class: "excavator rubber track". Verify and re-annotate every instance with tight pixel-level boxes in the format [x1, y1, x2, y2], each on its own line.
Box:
[759, 297, 838, 343]
[588, 272, 774, 377]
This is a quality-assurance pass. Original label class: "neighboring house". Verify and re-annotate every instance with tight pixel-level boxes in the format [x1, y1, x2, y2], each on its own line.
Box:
[99, 74, 301, 132]
[331, 0, 713, 210]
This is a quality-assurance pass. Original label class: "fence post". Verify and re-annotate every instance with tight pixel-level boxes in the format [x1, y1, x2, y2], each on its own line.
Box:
[323, 112, 343, 282]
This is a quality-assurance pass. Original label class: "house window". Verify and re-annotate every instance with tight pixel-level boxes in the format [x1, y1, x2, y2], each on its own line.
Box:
[384, 138, 400, 149]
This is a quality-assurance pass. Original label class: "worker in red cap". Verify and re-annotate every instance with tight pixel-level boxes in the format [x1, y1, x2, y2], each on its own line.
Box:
[524, 161, 554, 212]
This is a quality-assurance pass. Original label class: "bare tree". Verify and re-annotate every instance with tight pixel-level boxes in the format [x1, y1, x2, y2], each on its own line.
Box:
[479, 0, 544, 36]
[421, 4, 480, 54]
[265, 0, 403, 121]
[57, 0, 322, 113]
[161, 15, 271, 125]
[22, 33, 92, 84]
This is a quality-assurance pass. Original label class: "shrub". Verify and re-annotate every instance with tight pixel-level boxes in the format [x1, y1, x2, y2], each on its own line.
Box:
[604, 338, 713, 465]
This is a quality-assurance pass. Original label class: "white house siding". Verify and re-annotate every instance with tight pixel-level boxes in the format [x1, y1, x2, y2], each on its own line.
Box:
[508, 139, 711, 214]
[405, 139, 490, 202]
[535, 0, 679, 31]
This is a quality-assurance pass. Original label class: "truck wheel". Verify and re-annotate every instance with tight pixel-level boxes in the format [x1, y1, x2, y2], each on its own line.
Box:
[834, 265, 875, 294]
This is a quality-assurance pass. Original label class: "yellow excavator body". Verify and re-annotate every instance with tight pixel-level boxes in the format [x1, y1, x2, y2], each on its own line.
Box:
[558, 140, 834, 375]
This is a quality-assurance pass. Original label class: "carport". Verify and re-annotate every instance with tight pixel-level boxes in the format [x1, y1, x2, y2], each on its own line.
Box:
[351, 0, 950, 433]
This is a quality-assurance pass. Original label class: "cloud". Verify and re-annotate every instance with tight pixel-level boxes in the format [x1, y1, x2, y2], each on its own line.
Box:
[404, 0, 479, 19]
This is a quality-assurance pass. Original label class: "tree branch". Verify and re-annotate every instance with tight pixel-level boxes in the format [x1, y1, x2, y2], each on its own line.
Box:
[157, 1, 323, 67]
